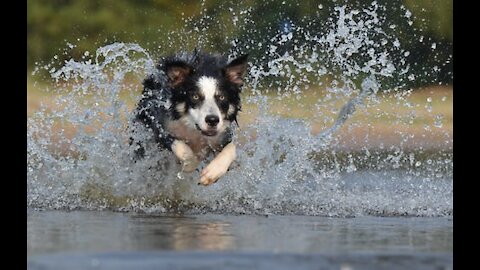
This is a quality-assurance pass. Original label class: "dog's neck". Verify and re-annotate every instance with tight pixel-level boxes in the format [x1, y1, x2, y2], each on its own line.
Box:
[166, 120, 225, 158]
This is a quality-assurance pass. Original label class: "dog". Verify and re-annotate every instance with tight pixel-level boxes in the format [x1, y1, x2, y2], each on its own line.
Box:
[130, 50, 248, 186]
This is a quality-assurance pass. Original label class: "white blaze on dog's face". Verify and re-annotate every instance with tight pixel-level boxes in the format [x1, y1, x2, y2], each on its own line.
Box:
[165, 53, 248, 138]
[186, 76, 226, 136]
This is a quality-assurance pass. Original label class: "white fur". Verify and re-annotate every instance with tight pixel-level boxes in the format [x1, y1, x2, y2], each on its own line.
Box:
[175, 102, 186, 113]
[188, 76, 225, 133]
[227, 104, 235, 116]
[199, 142, 236, 185]
[171, 140, 199, 172]
[198, 76, 218, 100]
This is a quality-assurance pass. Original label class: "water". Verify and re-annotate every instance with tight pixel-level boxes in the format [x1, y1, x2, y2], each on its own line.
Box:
[27, 1, 452, 269]
[28, 211, 452, 255]
[27, 211, 452, 269]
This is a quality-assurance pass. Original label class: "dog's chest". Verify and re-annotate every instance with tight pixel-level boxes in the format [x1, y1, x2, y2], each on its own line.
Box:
[166, 120, 222, 156]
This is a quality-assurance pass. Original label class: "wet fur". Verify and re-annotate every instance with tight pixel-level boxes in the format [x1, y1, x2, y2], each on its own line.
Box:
[130, 50, 248, 185]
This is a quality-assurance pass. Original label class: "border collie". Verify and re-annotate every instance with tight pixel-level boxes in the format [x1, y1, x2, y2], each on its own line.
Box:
[130, 50, 248, 186]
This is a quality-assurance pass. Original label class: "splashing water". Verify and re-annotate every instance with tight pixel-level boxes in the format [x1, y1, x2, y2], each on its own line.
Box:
[27, 3, 452, 217]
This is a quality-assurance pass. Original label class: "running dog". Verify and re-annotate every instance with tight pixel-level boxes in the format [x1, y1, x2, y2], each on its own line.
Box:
[130, 50, 248, 186]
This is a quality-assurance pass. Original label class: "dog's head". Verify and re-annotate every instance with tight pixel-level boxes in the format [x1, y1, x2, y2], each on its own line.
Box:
[161, 51, 248, 137]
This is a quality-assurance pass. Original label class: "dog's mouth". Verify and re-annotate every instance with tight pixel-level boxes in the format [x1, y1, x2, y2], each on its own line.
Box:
[196, 124, 218, 137]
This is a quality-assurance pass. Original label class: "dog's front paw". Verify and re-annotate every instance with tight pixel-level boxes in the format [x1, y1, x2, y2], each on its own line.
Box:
[172, 140, 199, 173]
[198, 158, 230, 186]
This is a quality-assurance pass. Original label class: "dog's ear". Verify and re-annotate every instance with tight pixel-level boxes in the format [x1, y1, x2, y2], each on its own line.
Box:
[224, 54, 248, 86]
[164, 61, 193, 87]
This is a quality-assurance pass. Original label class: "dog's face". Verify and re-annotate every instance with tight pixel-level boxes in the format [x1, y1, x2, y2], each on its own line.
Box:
[164, 53, 248, 137]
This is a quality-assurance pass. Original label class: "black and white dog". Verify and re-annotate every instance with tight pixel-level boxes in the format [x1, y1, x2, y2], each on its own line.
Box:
[130, 50, 248, 186]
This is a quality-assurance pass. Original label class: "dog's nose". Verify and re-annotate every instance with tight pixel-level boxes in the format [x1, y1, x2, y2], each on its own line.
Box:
[205, 115, 219, 127]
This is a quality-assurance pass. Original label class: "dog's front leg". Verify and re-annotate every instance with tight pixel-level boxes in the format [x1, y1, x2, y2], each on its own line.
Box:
[171, 140, 199, 172]
[199, 142, 236, 186]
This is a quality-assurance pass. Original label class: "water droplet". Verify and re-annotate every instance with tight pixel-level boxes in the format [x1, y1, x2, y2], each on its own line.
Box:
[434, 115, 444, 128]
[27, 3, 451, 217]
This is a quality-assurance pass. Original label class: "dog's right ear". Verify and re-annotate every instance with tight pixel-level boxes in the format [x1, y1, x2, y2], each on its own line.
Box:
[163, 61, 193, 88]
[224, 54, 248, 86]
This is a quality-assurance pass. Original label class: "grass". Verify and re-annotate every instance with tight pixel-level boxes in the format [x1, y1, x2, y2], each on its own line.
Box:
[27, 78, 452, 150]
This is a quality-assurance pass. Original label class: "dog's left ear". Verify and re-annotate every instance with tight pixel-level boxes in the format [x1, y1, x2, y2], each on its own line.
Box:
[224, 54, 248, 86]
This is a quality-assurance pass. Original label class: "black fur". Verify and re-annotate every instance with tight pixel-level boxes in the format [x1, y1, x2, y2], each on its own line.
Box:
[130, 50, 248, 158]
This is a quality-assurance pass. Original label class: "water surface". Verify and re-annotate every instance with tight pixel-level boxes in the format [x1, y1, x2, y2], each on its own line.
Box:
[27, 210, 452, 255]
[27, 210, 452, 269]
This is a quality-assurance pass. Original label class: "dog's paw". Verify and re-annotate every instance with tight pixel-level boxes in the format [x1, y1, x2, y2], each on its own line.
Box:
[172, 140, 198, 173]
[198, 158, 230, 186]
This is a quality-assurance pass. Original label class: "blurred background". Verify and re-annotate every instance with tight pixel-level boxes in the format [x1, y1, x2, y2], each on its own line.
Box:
[27, 0, 452, 87]
[27, 0, 452, 149]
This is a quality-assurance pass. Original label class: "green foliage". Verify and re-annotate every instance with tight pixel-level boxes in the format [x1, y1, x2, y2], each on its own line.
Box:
[27, 0, 197, 69]
[404, 0, 453, 40]
[27, 0, 452, 87]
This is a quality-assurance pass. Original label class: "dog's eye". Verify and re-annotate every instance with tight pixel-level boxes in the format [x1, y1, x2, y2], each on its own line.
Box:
[218, 95, 225, 101]
[192, 94, 199, 100]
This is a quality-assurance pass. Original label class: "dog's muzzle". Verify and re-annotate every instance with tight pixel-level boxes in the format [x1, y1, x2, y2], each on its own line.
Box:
[196, 124, 218, 137]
